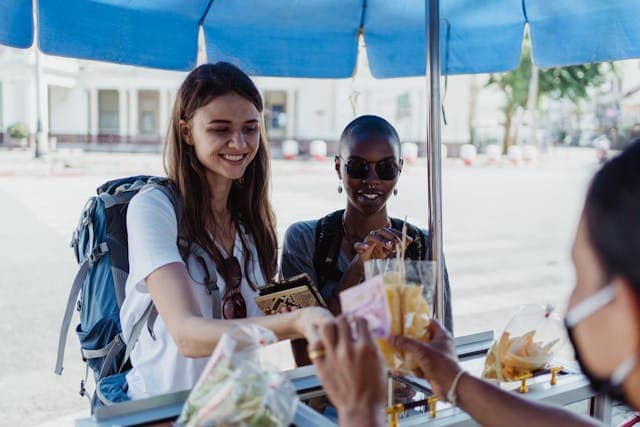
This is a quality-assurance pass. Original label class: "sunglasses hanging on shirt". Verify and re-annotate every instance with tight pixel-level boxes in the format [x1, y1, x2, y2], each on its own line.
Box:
[219, 256, 247, 319]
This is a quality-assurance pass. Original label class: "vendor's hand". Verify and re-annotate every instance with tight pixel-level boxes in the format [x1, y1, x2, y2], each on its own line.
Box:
[309, 316, 386, 426]
[390, 320, 460, 401]
[354, 228, 413, 263]
[296, 306, 334, 343]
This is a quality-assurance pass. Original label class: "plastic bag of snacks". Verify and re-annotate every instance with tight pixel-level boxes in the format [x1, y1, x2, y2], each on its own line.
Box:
[482, 304, 565, 382]
[362, 258, 436, 375]
[177, 324, 298, 427]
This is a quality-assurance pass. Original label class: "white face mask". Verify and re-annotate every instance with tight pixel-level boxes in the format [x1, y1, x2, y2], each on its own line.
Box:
[565, 285, 638, 404]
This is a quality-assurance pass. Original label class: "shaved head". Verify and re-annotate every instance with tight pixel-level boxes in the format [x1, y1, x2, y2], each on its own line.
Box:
[338, 115, 401, 158]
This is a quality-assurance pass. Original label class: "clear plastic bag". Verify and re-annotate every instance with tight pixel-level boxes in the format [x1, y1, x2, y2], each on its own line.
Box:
[364, 259, 436, 375]
[177, 324, 298, 427]
[482, 304, 566, 382]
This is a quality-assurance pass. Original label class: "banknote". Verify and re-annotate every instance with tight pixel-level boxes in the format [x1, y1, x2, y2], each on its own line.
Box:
[339, 274, 391, 339]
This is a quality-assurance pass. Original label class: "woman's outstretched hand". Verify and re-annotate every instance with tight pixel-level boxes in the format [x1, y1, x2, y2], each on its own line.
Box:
[295, 306, 335, 343]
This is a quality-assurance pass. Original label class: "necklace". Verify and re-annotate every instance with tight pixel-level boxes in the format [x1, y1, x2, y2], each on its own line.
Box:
[342, 213, 391, 247]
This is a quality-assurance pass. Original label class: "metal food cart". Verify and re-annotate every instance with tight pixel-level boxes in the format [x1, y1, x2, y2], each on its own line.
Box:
[75, 332, 611, 426]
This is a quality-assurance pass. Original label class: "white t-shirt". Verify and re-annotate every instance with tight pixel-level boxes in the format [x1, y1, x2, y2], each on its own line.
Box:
[120, 187, 264, 400]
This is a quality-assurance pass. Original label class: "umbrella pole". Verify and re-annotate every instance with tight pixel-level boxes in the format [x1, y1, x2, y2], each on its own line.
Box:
[33, 0, 43, 159]
[425, 0, 445, 323]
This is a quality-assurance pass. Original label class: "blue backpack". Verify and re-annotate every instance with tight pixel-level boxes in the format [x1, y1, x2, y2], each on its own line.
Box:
[54, 175, 221, 409]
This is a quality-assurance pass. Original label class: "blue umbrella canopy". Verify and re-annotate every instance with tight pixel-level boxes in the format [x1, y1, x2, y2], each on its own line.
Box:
[2, 0, 640, 77]
[0, 0, 33, 49]
[2, 0, 639, 322]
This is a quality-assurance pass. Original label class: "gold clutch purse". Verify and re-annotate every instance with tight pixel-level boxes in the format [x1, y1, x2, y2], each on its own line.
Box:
[255, 273, 327, 315]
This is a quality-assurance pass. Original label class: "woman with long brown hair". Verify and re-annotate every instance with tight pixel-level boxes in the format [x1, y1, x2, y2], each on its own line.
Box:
[119, 62, 331, 399]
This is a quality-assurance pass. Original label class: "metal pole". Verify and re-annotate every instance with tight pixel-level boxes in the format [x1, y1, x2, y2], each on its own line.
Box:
[33, 0, 43, 158]
[425, 0, 445, 323]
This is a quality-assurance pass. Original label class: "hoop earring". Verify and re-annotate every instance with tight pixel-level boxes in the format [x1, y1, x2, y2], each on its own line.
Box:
[393, 188, 398, 196]
[238, 176, 245, 185]
[338, 183, 343, 194]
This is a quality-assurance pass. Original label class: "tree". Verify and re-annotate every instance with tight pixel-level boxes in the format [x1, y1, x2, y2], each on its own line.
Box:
[486, 36, 614, 152]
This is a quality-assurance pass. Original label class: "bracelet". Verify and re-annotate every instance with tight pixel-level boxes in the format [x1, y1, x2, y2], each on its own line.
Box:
[446, 369, 466, 406]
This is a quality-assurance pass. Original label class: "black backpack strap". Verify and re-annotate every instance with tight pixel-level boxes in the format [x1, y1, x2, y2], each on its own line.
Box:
[389, 217, 427, 260]
[145, 180, 182, 227]
[313, 210, 346, 291]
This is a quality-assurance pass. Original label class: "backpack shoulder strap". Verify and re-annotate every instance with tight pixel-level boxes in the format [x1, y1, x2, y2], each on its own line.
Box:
[120, 301, 155, 372]
[144, 180, 182, 227]
[389, 217, 427, 260]
[313, 210, 345, 290]
[54, 243, 108, 375]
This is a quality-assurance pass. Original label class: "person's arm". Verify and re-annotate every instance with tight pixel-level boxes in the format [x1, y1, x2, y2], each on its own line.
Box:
[127, 192, 331, 359]
[146, 262, 331, 358]
[391, 321, 601, 427]
[454, 374, 600, 427]
[335, 253, 366, 298]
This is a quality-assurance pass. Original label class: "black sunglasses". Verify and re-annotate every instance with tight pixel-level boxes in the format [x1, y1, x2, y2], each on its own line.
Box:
[219, 256, 247, 319]
[339, 156, 400, 181]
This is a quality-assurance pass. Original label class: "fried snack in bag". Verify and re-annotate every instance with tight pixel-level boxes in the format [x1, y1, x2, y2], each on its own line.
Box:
[401, 284, 431, 373]
[375, 280, 404, 372]
[177, 324, 298, 427]
[377, 271, 432, 375]
[384, 279, 403, 336]
[340, 269, 433, 375]
[361, 222, 436, 376]
[482, 304, 564, 382]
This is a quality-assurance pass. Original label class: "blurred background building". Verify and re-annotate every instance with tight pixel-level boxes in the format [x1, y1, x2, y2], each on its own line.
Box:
[1, 44, 639, 156]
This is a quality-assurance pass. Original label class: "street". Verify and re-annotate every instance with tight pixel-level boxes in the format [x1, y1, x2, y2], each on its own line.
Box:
[0, 148, 599, 425]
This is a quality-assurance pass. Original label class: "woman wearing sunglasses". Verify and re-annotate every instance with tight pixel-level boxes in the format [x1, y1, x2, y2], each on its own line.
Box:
[281, 115, 452, 363]
[119, 62, 332, 400]
[312, 141, 640, 427]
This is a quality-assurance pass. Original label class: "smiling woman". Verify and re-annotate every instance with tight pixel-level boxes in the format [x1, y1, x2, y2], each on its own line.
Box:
[184, 93, 261, 187]
[119, 62, 333, 400]
[280, 114, 453, 365]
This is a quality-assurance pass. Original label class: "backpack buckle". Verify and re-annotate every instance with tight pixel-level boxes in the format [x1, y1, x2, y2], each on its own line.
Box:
[88, 242, 108, 265]
[87, 248, 100, 264]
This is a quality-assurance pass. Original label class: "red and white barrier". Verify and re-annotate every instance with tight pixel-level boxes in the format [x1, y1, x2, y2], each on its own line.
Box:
[486, 144, 502, 164]
[309, 140, 327, 161]
[460, 144, 477, 166]
[402, 142, 418, 164]
[507, 145, 523, 165]
[282, 139, 299, 160]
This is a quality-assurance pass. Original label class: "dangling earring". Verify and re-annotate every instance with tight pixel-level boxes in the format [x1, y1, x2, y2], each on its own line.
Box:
[393, 187, 398, 196]
[238, 176, 245, 185]
[338, 183, 343, 194]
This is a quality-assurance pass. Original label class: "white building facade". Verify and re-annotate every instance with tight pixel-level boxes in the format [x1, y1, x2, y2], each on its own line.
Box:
[6, 46, 636, 155]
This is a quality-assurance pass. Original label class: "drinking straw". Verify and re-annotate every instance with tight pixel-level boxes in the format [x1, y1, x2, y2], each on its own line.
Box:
[399, 216, 408, 282]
